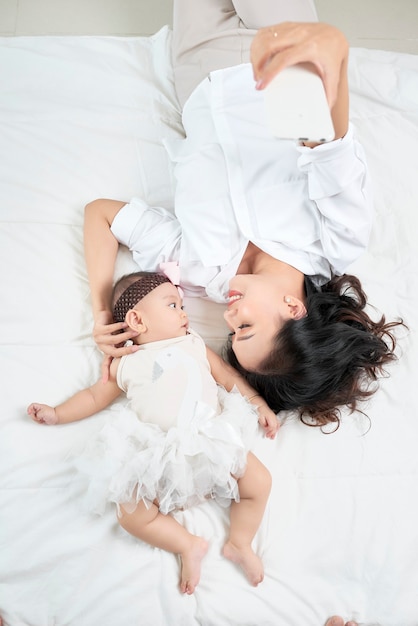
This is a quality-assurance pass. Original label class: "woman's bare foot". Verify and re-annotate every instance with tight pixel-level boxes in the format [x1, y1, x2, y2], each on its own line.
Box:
[179, 536, 209, 594]
[325, 618, 358, 626]
[222, 541, 264, 586]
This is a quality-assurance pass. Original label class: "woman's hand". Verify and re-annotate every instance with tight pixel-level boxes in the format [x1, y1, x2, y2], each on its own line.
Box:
[93, 310, 140, 382]
[250, 22, 349, 109]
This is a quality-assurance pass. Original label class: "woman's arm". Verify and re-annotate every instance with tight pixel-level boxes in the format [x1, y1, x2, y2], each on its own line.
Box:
[84, 199, 125, 321]
[206, 347, 279, 439]
[250, 22, 349, 141]
[84, 199, 141, 376]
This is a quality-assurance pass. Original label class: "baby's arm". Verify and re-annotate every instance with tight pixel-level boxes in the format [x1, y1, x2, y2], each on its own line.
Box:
[28, 361, 122, 425]
[206, 347, 279, 439]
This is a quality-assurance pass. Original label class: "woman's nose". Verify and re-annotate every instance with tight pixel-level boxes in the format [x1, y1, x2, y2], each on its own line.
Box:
[223, 308, 235, 325]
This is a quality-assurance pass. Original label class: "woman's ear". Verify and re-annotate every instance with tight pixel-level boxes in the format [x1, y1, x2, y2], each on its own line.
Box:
[125, 309, 146, 333]
[284, 295, 307, 320]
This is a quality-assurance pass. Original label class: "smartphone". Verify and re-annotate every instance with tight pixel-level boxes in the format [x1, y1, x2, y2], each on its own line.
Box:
[263, 64, 335, 143]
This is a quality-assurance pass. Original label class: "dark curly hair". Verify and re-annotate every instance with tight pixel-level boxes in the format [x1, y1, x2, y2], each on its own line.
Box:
[225, 274, 405, 429]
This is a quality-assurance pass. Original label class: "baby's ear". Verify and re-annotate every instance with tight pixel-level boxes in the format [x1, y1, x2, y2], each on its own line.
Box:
[125, 309, 146, 333]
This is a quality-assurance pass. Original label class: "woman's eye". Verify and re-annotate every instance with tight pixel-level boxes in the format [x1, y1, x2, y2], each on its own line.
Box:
[228, 331, 236, 338]
[238, 324, 250, 330]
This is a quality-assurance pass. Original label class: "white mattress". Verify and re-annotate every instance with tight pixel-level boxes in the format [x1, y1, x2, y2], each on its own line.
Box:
[1, 26, 418, 626]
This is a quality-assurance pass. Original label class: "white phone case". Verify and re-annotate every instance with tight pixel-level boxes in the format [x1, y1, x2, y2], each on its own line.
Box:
[263, 64, 335, 143]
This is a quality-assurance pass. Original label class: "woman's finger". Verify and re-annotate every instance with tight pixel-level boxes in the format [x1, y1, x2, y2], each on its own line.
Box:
[93, 319, 128, 335]
[250, 22, 347, 107]
[98, 340, 140, 357]
[101, 355, 112, 383]
[95, 329, 137, 348]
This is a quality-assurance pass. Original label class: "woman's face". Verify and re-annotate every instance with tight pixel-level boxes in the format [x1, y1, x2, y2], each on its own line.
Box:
[223, 274, 300, 370]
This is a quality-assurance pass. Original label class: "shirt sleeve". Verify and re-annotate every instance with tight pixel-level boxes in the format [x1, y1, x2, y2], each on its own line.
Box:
[111, 197, 182, 271]
[296, 125, 373, 275]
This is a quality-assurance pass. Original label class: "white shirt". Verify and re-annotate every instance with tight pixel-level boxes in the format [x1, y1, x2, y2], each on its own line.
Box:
[111, 63, 373, 304]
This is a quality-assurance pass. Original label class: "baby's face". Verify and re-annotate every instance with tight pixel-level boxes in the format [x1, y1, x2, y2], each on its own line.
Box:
[135, 283, 188, 343]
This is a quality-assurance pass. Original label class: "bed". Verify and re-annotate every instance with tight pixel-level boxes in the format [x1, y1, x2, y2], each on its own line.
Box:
[1, 25, 418, 626]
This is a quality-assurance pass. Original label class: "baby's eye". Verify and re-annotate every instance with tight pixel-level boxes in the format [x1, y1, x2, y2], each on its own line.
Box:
[169, 302, 177, 308]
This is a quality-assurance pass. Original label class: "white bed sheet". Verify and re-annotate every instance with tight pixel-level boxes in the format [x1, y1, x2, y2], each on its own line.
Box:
[1, 27, 418, 626]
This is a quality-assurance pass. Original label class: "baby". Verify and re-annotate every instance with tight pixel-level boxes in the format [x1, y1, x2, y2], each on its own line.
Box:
[28, 271, 279, 594]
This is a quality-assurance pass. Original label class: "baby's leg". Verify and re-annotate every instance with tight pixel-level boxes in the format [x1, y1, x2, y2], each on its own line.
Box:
[223, 452, 272, 586]
[118, 501, 208, 594]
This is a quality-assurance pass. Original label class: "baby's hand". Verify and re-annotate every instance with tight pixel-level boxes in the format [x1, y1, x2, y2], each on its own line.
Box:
[258, 408, 280, 439]
[27, 403, 58, 425]
[249, 396, 280, 439]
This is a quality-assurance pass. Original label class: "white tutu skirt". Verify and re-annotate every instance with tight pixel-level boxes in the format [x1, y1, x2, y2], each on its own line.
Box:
[75, 387, 259, 516]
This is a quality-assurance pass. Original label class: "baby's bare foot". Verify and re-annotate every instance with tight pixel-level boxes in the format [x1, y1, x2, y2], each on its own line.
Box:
[180, 536, 209, 594]
[223, 541, 264, 586]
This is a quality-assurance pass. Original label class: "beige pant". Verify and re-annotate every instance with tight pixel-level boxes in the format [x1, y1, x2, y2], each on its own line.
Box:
[172, 0, 318, 106]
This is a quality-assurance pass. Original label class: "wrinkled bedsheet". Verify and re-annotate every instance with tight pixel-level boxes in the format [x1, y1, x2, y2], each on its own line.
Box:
[1, 27, 418, 626]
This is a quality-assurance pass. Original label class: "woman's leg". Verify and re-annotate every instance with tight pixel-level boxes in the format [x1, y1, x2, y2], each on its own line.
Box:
[118, 501, 208, 594]
[172, 0, 243, 106]
[232, 0, 317, 29]
[172, 0, 318, 106]
[223, 452, 272, 586]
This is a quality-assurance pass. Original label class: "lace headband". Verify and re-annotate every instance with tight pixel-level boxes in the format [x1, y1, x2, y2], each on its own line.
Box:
[112, 273, 171, 323]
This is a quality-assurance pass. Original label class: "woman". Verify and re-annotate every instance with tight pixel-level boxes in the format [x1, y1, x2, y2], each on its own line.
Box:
[84, 1, 400, 428]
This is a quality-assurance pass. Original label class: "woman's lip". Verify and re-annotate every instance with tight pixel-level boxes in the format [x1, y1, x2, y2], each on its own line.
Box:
[227, 291, 243, 307]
